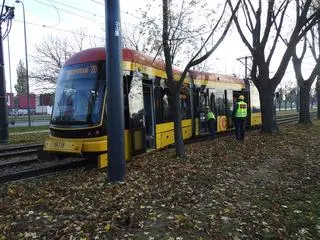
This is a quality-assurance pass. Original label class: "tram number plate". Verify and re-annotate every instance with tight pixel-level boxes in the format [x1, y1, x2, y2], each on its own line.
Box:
[53, 141, 65, 149]
[45, 140, 66, 150]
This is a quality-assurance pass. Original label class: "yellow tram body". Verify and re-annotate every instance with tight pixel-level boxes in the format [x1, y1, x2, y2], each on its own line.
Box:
[43, 48, 261, 167]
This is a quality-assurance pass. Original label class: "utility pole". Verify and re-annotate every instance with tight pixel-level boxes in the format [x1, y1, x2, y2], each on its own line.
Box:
[0, 6, 15, 144]
[105, 0, 126, 182]
[236, 55, 252, 80]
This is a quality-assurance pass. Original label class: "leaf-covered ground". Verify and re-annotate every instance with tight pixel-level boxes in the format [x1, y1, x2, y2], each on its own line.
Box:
[1, 121, 320, 239]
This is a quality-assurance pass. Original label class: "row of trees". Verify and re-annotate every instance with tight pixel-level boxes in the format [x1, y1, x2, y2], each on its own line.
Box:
[275, 84, 318, 111]
[15, 0, 320, 158]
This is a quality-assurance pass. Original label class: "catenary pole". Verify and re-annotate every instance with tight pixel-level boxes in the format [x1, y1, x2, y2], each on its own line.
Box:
[0, 25, 8, 143]
[105, 0, 125, 182]
[16, 0, 31, 127]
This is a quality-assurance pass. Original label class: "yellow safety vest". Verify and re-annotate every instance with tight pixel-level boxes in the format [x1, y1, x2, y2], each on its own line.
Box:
[206, 111, 216, 120]
[235, 101, 247, 118]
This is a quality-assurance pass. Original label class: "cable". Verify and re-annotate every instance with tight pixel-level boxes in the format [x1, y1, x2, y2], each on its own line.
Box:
[13, 18, 105, 40]
[49, 0, 104, 19]
[91, 0, 103, 5]
[30, 0, 105, 25]
[45, 0, 61, 27]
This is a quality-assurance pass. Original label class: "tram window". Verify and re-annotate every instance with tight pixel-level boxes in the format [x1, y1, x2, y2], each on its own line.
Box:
[180, 93, 191, 119]
[198, 88, 209, 112]
[215, 89, 226, 115]
[193, 89, 200, 117]
[154, 86, 173, 123]
[251, 87, 261, 113]
[226, 90, 234, 116]
[123, 74, 131, 129]
[210, 92, 217, 113]
[128, 72, 144, 128]
[163, 90, 173, 122]
[154, 77, 161, 87]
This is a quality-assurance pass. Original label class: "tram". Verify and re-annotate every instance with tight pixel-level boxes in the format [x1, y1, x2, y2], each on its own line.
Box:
[42, 47, 261, 168]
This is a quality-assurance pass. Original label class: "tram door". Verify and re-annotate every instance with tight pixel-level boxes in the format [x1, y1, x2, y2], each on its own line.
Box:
[143, 84, 155, 149]
[128, 73, 146, 155]
[198, 88, 209, 134]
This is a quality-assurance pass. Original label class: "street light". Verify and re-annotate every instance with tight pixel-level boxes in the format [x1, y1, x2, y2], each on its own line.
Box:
[15, 0, 31, 127]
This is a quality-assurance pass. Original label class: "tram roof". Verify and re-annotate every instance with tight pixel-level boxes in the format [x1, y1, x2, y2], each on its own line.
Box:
[189, 70, 244, 85]
[64, 47, 244, 85]
[64, 47, 174, 71]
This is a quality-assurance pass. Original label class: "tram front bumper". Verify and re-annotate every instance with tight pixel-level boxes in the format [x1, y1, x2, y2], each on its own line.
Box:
[43, 137, 83, 155]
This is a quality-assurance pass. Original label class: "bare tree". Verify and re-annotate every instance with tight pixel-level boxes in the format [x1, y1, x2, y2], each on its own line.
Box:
[162, 0, 240, 158]
[275, 87, 284, 111]
[292, 31, 320, 123]
[30, 28, 102, 91]
[282, 81, 295, 110]
[314, 0, 320, 119]
[31, 35, 74, 90]
[227, 0, 320, 132]
[122, 14, 161, 56]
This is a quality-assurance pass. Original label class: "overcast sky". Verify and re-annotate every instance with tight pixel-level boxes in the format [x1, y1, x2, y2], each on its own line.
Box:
[2, 0, 315, 94]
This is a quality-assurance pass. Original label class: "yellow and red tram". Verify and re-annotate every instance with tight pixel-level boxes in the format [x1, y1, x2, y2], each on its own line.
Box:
[43, 47, 261, 167]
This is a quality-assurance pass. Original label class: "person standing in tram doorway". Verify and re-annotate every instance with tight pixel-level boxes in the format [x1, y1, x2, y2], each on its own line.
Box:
[206, 107, 216, 140]
[233, 95, 248, 142]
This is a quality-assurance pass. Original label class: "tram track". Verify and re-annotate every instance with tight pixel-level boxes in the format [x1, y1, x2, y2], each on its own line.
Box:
[0, 111, 318, 184]
[0, 143, 95, 184]
[277, 111, 317, 124]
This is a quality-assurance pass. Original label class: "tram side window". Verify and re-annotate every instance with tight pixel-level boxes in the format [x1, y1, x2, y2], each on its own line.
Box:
[226, 90, 234, 116]
[198, 88, 209, 112]
[215, 89, 226, 116]
[180, 92, 191, 119]
[251, 87, 261, 113]
[163, 89, 173, 122]
[128, 71, 144, 129]
[209, 92, 217, 114]
[154, 86, 173, 123]
[123, 74, 131, 129]
[193, 88, 200, 117]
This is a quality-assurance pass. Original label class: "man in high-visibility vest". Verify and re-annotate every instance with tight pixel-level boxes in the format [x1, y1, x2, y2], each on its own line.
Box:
[233, 95, 248, 142]
[206, 108, 216, 140]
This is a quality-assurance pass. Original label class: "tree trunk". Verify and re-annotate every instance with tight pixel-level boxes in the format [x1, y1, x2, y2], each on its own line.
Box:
[299, 83, 312, 124]
[317, 89, 320, 119]
[296, 91, 300, 112]
[317, 78, 320, 119]
[259, 85, 279, 133]
[172, 87, 186, 158]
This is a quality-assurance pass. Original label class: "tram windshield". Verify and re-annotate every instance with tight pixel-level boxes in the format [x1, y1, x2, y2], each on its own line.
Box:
[51, 62, 105, 125]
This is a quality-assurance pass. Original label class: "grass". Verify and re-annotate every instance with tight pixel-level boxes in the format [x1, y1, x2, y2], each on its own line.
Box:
[8, 125, 49, 144]
[8, 132, 48, 144]
[9, 125, 49, 133]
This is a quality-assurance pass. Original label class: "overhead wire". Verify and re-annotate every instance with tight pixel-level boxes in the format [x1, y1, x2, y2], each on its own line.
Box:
[49, 0, 104, 19]
[44, 0, 60, 27]
[30, 0, 104, 25]
[90, 0, 103, 5]
[13, 19, 105, 40]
